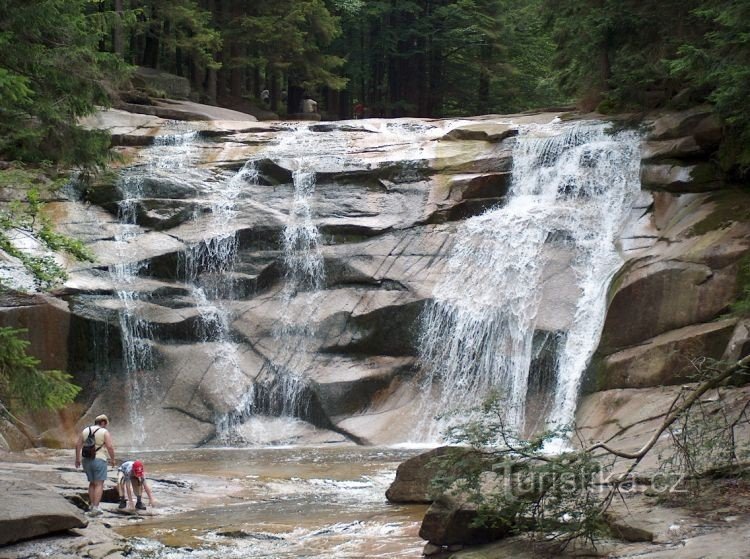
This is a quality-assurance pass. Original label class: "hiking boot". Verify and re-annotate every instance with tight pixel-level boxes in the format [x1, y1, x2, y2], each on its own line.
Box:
[118, 499, 127, 509]
[135, 500, 146, 511]
[87, 507, 103, 517]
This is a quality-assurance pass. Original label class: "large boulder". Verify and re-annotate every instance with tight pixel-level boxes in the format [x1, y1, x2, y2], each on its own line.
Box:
[132, 67, 191, 99]
[419, 493, 512, 547]
[0, 478, 87, 545]
[645, 106, 722, 147]
[386, 446, 482, 504]
[587, 319, 738, 391]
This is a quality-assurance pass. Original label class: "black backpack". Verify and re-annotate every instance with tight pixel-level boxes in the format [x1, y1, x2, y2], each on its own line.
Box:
[81, 427, 102, 459]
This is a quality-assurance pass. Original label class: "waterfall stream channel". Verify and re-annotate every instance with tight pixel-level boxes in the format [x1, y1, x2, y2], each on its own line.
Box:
[69, 114, 642, 557]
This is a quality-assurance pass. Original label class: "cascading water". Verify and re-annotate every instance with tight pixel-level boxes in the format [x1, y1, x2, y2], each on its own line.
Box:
[111, 129, 198, 442]
[419, 121, 641, 438]
[213, 125, 333, 437]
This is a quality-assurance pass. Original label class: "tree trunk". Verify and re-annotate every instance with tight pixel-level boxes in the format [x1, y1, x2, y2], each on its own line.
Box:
[113, 0, 125, 57]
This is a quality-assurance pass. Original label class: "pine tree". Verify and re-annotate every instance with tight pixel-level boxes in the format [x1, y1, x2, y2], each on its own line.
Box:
[0, 327, 80, 413]
[0, 0, 125, 165]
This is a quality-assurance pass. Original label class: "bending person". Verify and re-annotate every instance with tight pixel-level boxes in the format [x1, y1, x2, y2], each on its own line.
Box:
[117, 459, 155, 511]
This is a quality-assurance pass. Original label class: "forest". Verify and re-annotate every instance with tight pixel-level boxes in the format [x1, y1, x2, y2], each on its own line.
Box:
[0, 0, 748, 171]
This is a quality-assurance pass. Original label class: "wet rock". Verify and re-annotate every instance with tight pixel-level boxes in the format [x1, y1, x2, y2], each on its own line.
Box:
[640, 162, 723, 192]
[588, 319, 738, 391]
[441, 123, 518, 143]
[0, 478, 87, 545]
[419, 493, 512, 547]
[386, 447, 482, 504]
[599, 259, 740, 354]
[136, 199, 208, 230]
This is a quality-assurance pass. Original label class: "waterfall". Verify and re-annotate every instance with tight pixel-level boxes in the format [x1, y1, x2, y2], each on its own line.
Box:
[270, 127, 328, 418]
[111, 129, 198, 443]
[419, 121, 641, 437]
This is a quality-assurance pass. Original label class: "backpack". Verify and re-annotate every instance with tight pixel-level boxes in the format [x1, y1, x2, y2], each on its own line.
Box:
[81, 427, 102, 459]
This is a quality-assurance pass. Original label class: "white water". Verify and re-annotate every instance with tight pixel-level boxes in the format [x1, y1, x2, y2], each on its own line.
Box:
[112, 129, 199, 442]
[419, 122, 641, 437]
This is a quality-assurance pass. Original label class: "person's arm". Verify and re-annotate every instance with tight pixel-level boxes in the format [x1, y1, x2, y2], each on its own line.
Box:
[143, 479, 156, 506]
[74, 432, 83, 468]
[104, 431, 115, 466]
[126, 479, 134, 506]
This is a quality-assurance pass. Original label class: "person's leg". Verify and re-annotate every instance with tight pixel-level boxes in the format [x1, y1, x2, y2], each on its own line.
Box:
[117, 471, 127, 508]
[126, 479, 134, 507]
[88, 481, 96, 508]
[91, 480, 104, 507]
[133, 478, 146, 509]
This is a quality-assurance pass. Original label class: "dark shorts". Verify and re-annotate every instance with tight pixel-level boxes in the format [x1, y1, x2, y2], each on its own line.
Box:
[82, 458, 108, 482]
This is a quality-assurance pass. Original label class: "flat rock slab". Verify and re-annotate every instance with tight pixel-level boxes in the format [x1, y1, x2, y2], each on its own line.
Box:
[0, 477, 87, 545]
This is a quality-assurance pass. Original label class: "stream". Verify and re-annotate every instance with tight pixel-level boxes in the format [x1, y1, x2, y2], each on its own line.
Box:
[115, 446, 428, 558]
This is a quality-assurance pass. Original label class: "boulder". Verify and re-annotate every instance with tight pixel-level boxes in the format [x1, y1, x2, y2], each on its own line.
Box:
[419, 493, 512, 547]
[0, 293, 71, 371]
[646, 106, 722, 148]
[120, 99, 259, 123]
[0, 478, 87, 545]
[442, 123, 518, 143]
[599, 259, 739, 353]
[132, 67, 191, 99]
[640, 162, 723, 192]
[386, 446, 482, 503]
[640, 136, 703, 162]
[575, 384, 750, 472]
[587, 319, 738, 392]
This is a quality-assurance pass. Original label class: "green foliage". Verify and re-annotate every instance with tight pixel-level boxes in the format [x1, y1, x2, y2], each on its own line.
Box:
[330, 0, 564, 117]
[669, 1, 750, 171]
[0, 0, 125, 166]
[0, 326, 81, 413]
[234, 0, 345, 90]
[436, 396, 608, 546]
[0, 166, 94, 290]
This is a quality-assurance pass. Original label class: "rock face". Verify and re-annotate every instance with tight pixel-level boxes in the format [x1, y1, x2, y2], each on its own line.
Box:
[583, 107, 750, 394]
[0, 478, 87, 545]
[1, 103, 748, 451]
[3, 106, 575, 448]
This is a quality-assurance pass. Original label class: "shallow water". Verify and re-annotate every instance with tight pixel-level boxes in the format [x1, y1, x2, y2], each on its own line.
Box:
[116, 447, 428, 558]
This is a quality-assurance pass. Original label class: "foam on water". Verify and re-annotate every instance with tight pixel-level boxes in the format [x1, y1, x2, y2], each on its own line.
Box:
[418, 121, 641, 439]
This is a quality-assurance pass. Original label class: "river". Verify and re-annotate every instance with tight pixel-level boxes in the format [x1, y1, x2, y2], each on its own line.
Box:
[114, 446, 428, 558]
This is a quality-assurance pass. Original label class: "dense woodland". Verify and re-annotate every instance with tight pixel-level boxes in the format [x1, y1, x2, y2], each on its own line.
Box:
[0, 0, 749, 170]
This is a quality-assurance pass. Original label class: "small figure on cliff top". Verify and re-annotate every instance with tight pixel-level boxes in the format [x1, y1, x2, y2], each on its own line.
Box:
[117, 459, 156, 511]
[75, 414, 116, 517]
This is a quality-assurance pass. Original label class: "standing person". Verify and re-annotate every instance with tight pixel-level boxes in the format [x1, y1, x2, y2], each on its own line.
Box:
[75, 414, 115, 516]
[353, 102, 364, 119]
[117, 459, 156, 511]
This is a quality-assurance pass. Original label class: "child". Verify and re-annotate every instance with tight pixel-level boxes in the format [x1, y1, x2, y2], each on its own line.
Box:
[117, 459, 156, 510]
